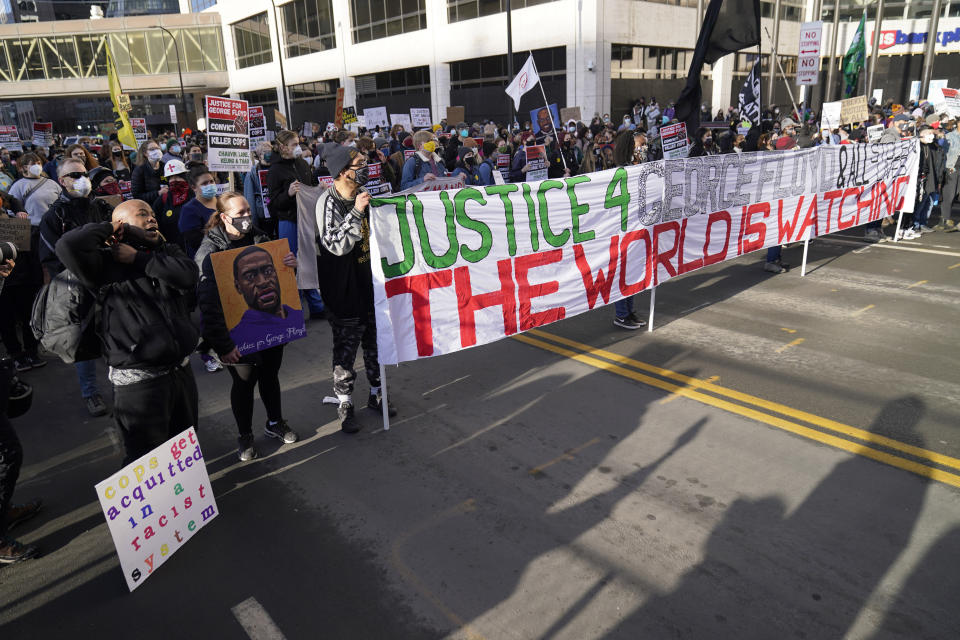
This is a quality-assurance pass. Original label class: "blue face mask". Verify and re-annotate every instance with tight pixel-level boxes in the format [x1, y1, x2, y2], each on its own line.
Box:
[171, 145, 182, 154]
[460, 129, 469, 138]
[200, 184, 217, 199]
[160, 143, 167, 152]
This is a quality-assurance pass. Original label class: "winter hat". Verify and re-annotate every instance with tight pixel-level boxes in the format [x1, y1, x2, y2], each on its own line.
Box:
[373, 136, 389, 149]
[878, 128, 899, 144]
[88, 166, 115, 190]
[324, 144, 353, 178]
[402, 135, 414, 148]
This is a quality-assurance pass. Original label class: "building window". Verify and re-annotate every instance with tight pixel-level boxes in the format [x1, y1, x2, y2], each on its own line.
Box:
[450, 46, 565, 89]
[238, 88, 279, 108]
[232, 12, 273, 69]
[733, 53, 796, 77]
[447, 0, 557, 22]
[281, 0, 336, 57]
[350, 0, 426, 44]
[289, 79, 340, 103]
[355, 65, 429, 98]
[610, 44, 710, 80]
[190, 0, 216, 10]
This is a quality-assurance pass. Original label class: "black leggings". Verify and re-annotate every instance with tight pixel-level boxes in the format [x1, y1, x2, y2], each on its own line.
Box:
[227, 344, 284, 436]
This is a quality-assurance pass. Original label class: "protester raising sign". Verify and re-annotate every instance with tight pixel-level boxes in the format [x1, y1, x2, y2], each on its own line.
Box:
[32, 122, 52, 147]
[369, 141, 919, 365]
[0, 125, 20, 152]
[205, 96, 251, 172]
[525, 145, 548, 181]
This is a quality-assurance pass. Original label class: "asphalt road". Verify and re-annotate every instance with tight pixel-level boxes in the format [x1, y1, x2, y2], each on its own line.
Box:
[1, 224, 958, 639]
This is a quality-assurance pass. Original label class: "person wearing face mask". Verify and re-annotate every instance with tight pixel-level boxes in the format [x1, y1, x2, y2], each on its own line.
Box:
[400, 130, 448, 190]
[243, 141, 276, 238]
[184, 144, 205, 169]
[909, 125, 945, 236]
[89, 166, 124, 201]
[56, 199, 200, 464]
[64, 144, 98, 171]
[132, 139, 168, 204]
[267, 130, 324, 318]
[452, 147, 481, 185]
[9, 153, 62, 229]
[688, 128, 717, 157]
[939, 118, 960, 231]
[97, 143, 131, 183]
[38, 159, 114, 417]
[162, 137, 183, 165]
[0, 188, 45, 373]
[151, 159, 193, 248]
[474, 141, 497, 186]
[178, 165, 218, 259]
[194, 192, 299, 460]
[313, 145, 395, 433]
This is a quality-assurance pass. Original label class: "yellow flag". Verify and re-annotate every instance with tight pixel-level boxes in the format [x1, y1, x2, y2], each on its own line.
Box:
[105, 41, 138, 150]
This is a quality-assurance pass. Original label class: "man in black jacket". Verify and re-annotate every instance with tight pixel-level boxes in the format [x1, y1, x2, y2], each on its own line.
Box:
[39, 158, 113, 417]
[56, 199, 200, 464]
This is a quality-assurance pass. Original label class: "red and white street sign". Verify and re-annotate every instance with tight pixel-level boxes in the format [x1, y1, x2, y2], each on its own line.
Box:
[797, 21, 823, 86]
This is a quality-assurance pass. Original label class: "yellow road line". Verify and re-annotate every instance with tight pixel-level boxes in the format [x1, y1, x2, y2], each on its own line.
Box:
[780, 328, 797, 334]
[661, 375, 719, 404]
[522, 329, 960, 474]
[513, 333, 960, 489]
[906, 280, 927, 289]
[851, 304, 875, 317]
[528, 437, 602, 475]
[948, 262, 960, 270]
[776, 338, 805, 354]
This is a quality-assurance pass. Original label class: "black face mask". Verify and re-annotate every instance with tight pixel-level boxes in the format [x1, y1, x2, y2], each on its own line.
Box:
[190, 153, 203, 162]
[352, 166, 370, 186]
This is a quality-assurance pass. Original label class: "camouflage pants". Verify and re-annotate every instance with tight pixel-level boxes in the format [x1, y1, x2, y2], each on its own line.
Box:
[329, 312, 380, 398]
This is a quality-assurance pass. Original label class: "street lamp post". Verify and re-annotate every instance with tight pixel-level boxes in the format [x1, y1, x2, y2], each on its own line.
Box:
[156, 26, 188, 131]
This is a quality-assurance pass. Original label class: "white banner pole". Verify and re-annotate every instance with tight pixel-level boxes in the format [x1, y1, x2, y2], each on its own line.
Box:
[800, 228, 811, 277]
[647, 287, 656, 332]
[380, 363, 390, 431]
[894, 209, 904, 242]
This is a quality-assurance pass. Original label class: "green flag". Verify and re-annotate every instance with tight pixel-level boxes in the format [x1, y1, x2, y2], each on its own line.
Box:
[842, 12, 866, 98]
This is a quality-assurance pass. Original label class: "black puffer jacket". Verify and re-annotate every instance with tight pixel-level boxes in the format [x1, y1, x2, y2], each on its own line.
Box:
[131, 162, 164, 204]
[267, 156, 316, 223]
[56, 221, 199, 370]
[38, 193, 113, 274]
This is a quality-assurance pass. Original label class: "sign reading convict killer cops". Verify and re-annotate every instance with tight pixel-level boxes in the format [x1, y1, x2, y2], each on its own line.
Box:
[96, 428, 218, 592]
[369, 141, 919, 364]
[209, 239, 305, 356]
[205, 96, 251, 172]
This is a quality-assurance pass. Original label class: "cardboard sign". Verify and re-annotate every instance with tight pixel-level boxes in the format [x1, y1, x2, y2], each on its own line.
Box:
[525, 144, 548, 181]
[496, 153, 510, 170]
[937, 87, 960, 118]
[389, 113, 412, 130]
[334, 87, 345, 129]
[927, 79, 948, 103]
[363, 107, 389, 129]
[530, 104, 560, 136]
[258, 168, 271, 219]
[96, 427, 218, 592]
[559, 107, 582, 124]
[169, 104, 177, 124]
[274, 109, 287, 130]
[206, 96, 251, 172]
[0, 125, 21, 152]
[131, 118, 148, 146]
[249, 106, 266, 147]
[660, 122, 689, 160]
[796, 21, 823, 85]
[840, 96, 869, 125]
[821, 101, 842, 130]
[32, 122, 52, 147]
[446, 106, 465, 125]
[404, 149, 416, 161]
[410, 108, 431, 128]
[867, 124, 884, 142]
[341, 106, 358, 124]
[0, 215, 31, 251]
[209, 238, 305, 356]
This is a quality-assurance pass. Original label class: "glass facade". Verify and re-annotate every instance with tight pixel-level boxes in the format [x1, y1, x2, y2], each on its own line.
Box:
[232, 12, 272, 69]
[290, 79, 339, 104]
[282, 0, 336, 57]
[447, 0, 556, 22]
[0, 27, 225, 82]
[355, 65, 429, 98]
[610, 44, 710, 80]
[450, 46, 565, 89]
[349, 0, 426, 44]
[190, 0, 216, 11]
[104, 0, 180, 16]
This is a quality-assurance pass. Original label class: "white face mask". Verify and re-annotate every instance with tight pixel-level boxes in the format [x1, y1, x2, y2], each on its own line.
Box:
[69, 176, 91, 198]
[292, 145, 303, 158]
[147, 149, 162, 163]
[921, 134, 934, 144]
[27, 164, 42, 178]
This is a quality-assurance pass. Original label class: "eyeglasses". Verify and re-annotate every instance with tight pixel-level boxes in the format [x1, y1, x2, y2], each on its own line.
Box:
[64, 172, 88, 179]
[350, 161, 368, 170]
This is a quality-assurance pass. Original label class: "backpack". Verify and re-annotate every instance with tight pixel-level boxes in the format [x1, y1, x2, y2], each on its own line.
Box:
[30, 269, 102, 363]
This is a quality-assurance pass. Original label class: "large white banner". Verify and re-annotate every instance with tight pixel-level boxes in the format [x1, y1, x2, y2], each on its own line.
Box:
[369, 142, 919, 365]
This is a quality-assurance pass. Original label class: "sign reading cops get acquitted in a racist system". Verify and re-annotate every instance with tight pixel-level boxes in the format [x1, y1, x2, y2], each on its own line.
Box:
[96, 428, 218, 592]
[205, 96, 251, 173]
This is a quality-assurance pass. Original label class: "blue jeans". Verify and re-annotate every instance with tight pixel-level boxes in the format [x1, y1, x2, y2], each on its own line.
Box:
[279, 219, 325, 314]
[75, 359, 99, 399]
[766, 246, 782, 263]
[614, 296, 634, 319]
[914, 194, 935, 229]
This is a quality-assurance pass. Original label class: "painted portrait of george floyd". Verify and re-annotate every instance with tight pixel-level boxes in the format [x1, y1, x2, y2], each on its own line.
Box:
[210, 238, 306, 356]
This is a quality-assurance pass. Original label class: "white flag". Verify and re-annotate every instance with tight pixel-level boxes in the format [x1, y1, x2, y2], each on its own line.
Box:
[505, 55, 540, 111]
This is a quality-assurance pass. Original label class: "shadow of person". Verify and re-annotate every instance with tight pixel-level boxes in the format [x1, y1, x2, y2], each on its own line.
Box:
[602, 395, 931, 639]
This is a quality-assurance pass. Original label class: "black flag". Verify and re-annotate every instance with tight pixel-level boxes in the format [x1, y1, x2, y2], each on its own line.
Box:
[738, 56, 762, 126]
[674, 0, 761, 135]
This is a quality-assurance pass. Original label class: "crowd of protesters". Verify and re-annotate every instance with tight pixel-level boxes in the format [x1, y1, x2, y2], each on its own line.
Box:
[1, 88, 957, 564]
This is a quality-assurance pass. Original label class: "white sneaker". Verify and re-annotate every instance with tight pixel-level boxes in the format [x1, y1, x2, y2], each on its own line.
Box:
[903, 228, 920, 240]
[204, 358, 223, 373]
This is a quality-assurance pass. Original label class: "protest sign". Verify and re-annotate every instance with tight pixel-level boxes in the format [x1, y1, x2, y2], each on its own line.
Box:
[32, 122, 52, 147]
[249, 106, 266, 147]
[341, 107, 358, 124]
[497, 153, 510, 171]
[0, 215, 31, 251]
[369, 140, 920, 365]
[96, 427, 218, 592]
[530, 104, 560, 136]
[446, 106, 465, 124]
[206, 96, 251, 173]
[927, 79, 948, 103]
[130, 117, 148, 146]
[840, 96, 869, 125]
[909, 81, 921, 102]
[410, 108, 432, 128]
[319, 176, 335, 188]
[404, 149, 416, 162]
[390, 113, 412, 130]
[258, 169, 271, 218]
[936, 88, 960, 118]
[0, 125, 20, 152]
[274, 109, 287, 130]
[867, 124, 884, 143]
[872, 89, 883, 104]
[209, 239, 305, 356]
[363, 107, 389, 129]
[821, 101, 841, 130]
[399, 174, 466, 194]
[169, 104, 177, 124]
[302, 121, 315, 138]
[365, 161, 391, 196]
[796, 21, 822, 85]
[525, 145, 548, 181]
[334, 87, 345, 129]
[560, 107, 582, 124]
[660, 122, 689, 160]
